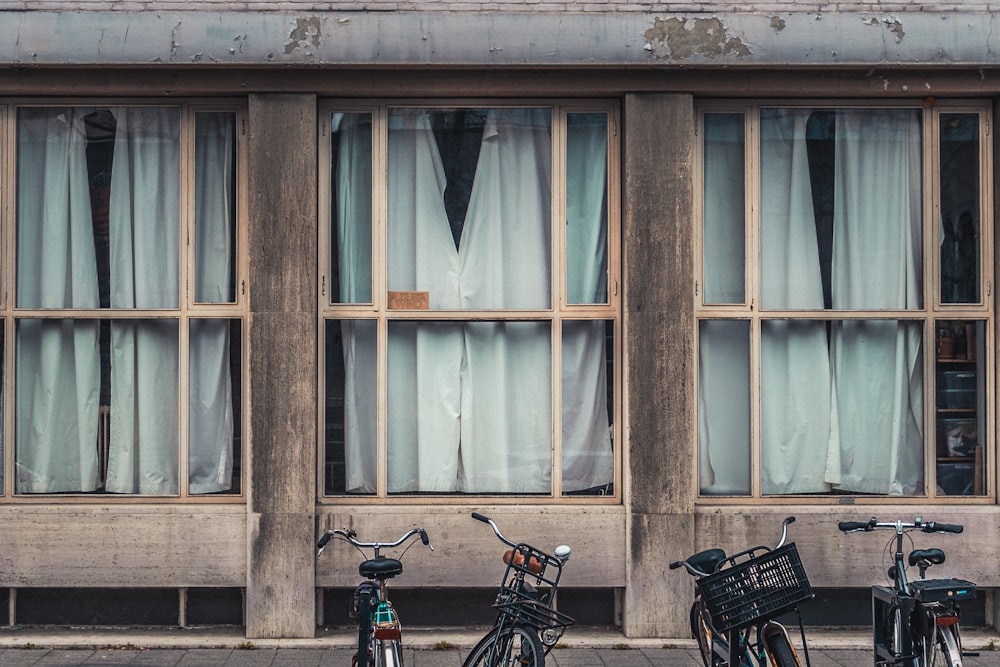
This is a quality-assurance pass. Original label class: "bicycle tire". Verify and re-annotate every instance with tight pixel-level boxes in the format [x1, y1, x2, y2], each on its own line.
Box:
[463, 623, 545, 667]
[925, 622, 961, 667]
[761, 624, 801, 667]
[356, 588, 373, 667]
[689, 600, 719, 667]
[375, 638, 404, 667]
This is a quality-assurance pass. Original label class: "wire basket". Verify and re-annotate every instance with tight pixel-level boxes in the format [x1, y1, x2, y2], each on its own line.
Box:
[492, 543, 575, 632]
[697, 543, 813, 633]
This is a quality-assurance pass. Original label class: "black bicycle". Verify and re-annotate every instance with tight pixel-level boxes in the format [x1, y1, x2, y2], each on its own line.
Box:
[463, 512, 575, 667]
[838, 517, 976, 667]
[317, 526, 433, 667]
[671, 516, 814, 667]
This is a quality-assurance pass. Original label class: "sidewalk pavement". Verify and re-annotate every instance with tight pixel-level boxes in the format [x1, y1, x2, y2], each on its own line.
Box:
[0, 627, 996, 665]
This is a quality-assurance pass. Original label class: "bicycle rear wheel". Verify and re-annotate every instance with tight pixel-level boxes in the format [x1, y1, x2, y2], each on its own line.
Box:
[355, 588, 373, 667]
[689, 599, 720, 667]
[761, 623, 801, 667]
[925, 623, 961, 667]
[375, 638, 404, 667]
[463, 624, 545, 667]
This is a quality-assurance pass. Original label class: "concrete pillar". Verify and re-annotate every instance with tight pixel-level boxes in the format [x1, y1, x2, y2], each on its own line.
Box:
[622, 93, 697, 638]
[245, 94, 318, 638]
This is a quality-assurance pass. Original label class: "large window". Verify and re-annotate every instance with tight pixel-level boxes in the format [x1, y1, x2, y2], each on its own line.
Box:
[698, 102, 991, 500]
[2, 103, 246, 498]
[320, 103, 620, 499]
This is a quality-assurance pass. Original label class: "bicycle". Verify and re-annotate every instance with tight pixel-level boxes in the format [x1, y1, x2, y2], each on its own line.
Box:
[463, 512, 575, 667]
[670, 516, 814, 667]
[316, 525, 433, 667]
[838, 517, 977, 667]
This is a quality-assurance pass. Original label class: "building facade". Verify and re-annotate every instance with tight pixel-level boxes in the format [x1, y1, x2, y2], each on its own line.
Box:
[0, 0, 998, 638]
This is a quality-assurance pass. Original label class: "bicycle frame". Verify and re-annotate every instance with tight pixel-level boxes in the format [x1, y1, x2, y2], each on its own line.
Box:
[671, 516, 813, 667]
[465, 512, 574, 667]
[317, 526, 433, 667]
[838, 517, 976, 667]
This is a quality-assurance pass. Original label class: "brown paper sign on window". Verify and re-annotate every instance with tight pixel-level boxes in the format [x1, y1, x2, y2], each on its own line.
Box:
[388, 291, 430, 310]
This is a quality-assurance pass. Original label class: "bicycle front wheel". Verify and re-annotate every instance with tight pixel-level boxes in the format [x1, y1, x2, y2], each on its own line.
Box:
[375, 638, 404, 667]
[761, 623, 801, 667]
[925, 622, 962, 667]
[463, 624, 545, 667]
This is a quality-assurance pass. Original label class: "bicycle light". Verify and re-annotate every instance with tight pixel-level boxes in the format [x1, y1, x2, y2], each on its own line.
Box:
[555, 545, 571, 561]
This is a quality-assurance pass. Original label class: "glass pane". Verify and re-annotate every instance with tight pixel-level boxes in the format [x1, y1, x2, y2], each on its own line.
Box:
[189, 319, 240, 495]
[16, 318, 179, 495]
[761, 319, 923, 496]
[699, 319, 750, 495]
[326, 318, 376, 495]
[387, 320, 551, 494]
[195, 112, 237, 304]
[330, 112, 373, 305]
[17, 107, 180, 310]
[566, 113, 609, 305]
[562, 320, 613, 496]
[935, 320, 986, 496]
[387, 108, 552, 310]
[760, 108, 922, 311]
[703, 113, 745, 304]
[940, 113, 980, 304]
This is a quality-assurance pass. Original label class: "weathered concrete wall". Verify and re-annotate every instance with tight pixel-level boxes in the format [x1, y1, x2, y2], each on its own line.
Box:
[2, 10, 1000, 68]
[245, 93, 318, 639]
[622, 93, 696, 638]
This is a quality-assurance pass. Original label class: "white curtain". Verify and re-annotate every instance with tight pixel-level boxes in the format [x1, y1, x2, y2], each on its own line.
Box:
[826, 110, 923, 495]
[704, 108, 924, 496]
[104, 107, 181, 494]
[15, 108, 102, 493]
[332, 114, 378, 493]
[385, 111, 465, 492]
[189, 112, 236, 494]
[563, 114, 614, 492]
[338, 109, 610, 493]
[759, 110, 835, 494]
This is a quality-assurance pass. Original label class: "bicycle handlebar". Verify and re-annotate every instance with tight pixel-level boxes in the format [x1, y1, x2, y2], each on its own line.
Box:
[670, 516, 797, 577]
[838, 517, 964, 535]
[316, 526, 434, 557]
[471, 512, 571, 562]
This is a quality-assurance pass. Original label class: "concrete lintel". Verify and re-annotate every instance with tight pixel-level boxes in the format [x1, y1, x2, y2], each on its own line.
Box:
[2, 11, 1000, 69]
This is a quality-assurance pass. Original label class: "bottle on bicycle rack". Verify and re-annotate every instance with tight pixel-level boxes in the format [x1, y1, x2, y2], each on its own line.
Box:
[463, 512, 575, 667]
[316, 526, 433, 667]
[670, 516, 814, 667]
[838, 516, 977, 667]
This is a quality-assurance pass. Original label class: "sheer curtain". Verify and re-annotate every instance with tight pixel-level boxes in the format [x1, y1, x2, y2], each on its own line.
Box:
[104, 107, 181, 494]
[563, 114, 614, 492]
[385, 111, 464, 492]
[189, 112, 236, 494]
[759, 109, 834, 494]
[15, 108, 102, 493]
[826, 110, 923, 495]
[458, 109, 552, 493]
[755, 108, 923, 495]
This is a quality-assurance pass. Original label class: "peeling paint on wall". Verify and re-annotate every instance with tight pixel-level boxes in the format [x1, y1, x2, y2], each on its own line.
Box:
[770, 16, 786, 32]
[285, 16, 321, 55]
[643, 17, 751, 60]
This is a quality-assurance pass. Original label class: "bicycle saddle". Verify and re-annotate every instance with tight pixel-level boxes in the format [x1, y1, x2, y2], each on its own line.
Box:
[360, 556, 403, 579]
[909, 548, 945, 567]
[688, 548, 727, 574]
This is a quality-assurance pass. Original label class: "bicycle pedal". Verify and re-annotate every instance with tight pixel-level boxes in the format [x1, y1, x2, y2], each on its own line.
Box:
[963, 651, 980, 657]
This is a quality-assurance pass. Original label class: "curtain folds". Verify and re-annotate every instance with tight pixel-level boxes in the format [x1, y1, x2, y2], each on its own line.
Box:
[702, 107, 924, 496]
[16, 108, 102, 493]
[339, 108, 612, 494]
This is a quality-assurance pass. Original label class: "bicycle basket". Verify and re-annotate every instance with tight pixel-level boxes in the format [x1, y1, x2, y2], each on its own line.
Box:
[697, 543, 813, 633]
[494, 591, 575, 632]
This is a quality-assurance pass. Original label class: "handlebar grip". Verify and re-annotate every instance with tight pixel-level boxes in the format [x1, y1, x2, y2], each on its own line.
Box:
[669, 560, 683, 570]
[925, 522, 964, 534]
[471, 512, 491, 523]
[317, 532, 333, 548]
[838, 521, 871, 532]
[419, 528, 430, 545]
